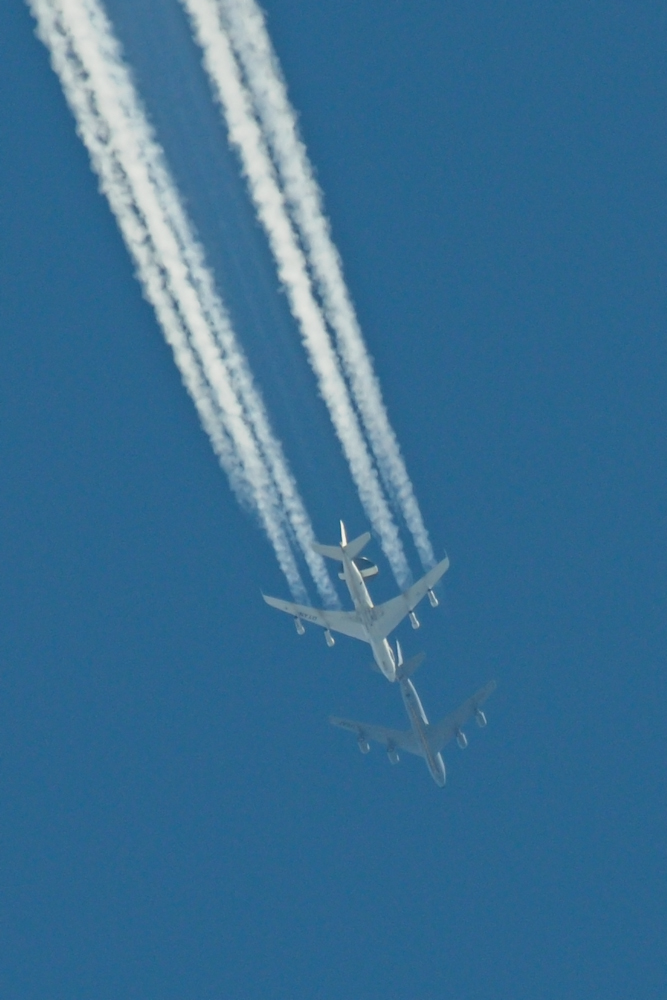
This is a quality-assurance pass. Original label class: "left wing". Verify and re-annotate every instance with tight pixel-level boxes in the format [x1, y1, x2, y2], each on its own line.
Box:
[262, 594, 369, 642]
[330, 716, 421, 755]
[427, 680, 497, 753]
[368, 555, 450, 640]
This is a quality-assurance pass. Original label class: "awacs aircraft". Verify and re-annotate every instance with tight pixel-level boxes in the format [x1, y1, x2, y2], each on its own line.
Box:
[331, 647, 496, 786]
[262, 522, 450, 682]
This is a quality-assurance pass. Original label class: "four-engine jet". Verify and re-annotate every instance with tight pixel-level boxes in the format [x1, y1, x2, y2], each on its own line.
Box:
[263, 522, 450, 682]
[331, 647, 496, 786]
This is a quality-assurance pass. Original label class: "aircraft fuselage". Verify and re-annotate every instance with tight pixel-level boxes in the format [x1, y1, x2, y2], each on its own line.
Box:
[400, 677, 446, 786]
[341, 551, 396, 682]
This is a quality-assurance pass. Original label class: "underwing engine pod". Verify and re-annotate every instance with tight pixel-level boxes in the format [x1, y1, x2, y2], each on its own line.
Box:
[456, 729, 468, 750]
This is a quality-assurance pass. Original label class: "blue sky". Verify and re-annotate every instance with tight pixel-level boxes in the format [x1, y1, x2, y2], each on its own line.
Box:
[1, 2, 665, 997]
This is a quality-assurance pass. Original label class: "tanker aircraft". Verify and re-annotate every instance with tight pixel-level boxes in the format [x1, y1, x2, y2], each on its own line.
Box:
[262, 522, 449, 682]
[331, 646, 497, 786]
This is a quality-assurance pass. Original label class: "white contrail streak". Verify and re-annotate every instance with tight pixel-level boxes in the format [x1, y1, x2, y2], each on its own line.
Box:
[181, 0, 413, 588]
[27, 0, 338, 606]
[193, 0, 436, 571]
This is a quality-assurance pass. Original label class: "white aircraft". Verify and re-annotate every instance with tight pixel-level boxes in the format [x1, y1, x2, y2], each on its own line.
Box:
[331, 647, 497, 787]
[262, 522, 450, 682]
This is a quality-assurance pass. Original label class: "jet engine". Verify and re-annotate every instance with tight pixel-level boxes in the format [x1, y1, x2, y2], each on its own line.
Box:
[456, 729, 468, 750]
[427, 588, 439, 608]
[293, 616, 305, 636]
[357, 737, 370, 754]
[475, 708, 487, 728]
[324, 629, 335, 647]
[409, 611, 420, 630]
[387, 747, 400, 765]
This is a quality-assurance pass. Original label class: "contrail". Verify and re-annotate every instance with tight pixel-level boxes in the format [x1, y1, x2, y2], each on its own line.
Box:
[190, 0, 435, 572]
[27, 0, 339, 607]
[180, 0, 413, 588]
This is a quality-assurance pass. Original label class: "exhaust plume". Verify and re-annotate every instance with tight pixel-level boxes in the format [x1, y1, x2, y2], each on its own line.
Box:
[181, 0, 413, 588]
[221, 0, 436, 570]
[28, 0, 339, 607]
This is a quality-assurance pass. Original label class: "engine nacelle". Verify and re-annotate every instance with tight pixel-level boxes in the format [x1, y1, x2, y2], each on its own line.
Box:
[387, 747, 400, 765]
[427, 588, 439, 608]
[456, 729, 468, 750]
[324, 629, 335, 647]
[357, 737, 370, 754]
[409, 611, 420, 630]
[475, 708, 487, 728]
[294, 616, 305, 636]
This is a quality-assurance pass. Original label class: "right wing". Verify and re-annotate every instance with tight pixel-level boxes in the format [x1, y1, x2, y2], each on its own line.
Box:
[427, 680, 497, 753]
[368, 555, 450, 640]
[262, 594, 369, 643]
[330, 716, 421, 755]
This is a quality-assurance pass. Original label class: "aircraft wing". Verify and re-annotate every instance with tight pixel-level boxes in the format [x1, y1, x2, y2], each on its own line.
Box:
[368, 555, 450, 640]
[427, 680, 497, 753]
[330, 716, 421, 755]
[262, 594, 369, 642]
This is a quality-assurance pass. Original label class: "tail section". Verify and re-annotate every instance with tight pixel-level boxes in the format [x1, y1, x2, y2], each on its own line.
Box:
[311, 541, 346, 561]
[345, 531, 371, 560]
[395, 641, 425, 681]
[312, 521, 371, 562]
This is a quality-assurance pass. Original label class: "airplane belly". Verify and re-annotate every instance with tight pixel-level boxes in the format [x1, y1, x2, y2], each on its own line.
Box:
[428, 753, 446, 787]
[401, 679, 429, 725]
[404, 697, 444, 785]
[371, 639, 396, 681]
[413, 721, 445, 785]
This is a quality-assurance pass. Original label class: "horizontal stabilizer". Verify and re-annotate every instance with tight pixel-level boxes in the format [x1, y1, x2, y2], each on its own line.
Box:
[312, 530, 371, 562]
[397, 651, 425, 680]
[311, 541, 344, 561]
[344, 531, 371, 559]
